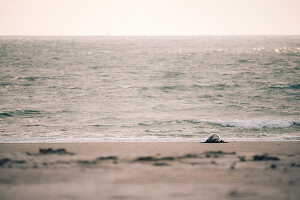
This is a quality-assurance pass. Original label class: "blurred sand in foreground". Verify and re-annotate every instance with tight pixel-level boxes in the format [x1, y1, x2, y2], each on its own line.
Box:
[0, 142, 299, 200]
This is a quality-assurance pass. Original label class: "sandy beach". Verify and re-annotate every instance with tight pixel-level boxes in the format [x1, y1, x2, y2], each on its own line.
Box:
[0, 142, 299, 200]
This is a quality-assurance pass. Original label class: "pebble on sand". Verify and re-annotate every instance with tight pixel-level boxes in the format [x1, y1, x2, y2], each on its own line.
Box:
[204, 134, 227, 143]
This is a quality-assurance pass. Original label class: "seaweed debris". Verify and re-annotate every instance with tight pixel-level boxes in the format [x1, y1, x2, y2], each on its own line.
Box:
[252, 154, 280, 161]
[27, 148, 74, 155]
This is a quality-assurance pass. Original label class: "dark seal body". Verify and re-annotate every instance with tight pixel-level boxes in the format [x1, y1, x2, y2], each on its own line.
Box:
[204, 134, 227, 143]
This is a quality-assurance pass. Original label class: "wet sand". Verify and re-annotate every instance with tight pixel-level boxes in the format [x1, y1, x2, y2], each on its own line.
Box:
[0, 142, 299, 200]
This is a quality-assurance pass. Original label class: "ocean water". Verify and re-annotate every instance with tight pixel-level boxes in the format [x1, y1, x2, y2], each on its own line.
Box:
[0, 36, 299, 142]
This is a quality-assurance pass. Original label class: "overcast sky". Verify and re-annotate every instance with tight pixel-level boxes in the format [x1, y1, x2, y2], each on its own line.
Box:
[0, 0, 299, 35]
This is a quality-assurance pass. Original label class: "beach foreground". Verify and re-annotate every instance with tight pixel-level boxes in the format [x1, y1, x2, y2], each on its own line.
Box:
[0, 142, 299, 200]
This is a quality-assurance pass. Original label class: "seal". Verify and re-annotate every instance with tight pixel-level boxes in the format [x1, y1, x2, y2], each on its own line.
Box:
[204, 134, 227, 143]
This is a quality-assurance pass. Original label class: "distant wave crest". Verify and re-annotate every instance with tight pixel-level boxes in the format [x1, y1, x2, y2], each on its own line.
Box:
[212, 119, 300, 129]
[0, 110, 43, 118]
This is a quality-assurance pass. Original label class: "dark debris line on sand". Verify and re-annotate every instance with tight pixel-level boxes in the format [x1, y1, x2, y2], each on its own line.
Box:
[178, 154, 200, 159]
[132, 151, 285, 170]
[77, 156, 119, 165]
[252, 154, 280, 161]
[290, 163, 300, 167]
[134, 151, 236, 163]
[134, 156, 175, 162]
[0, 158, 26, 166]
[204, 151, 236, 155]
[27, 148, 74, 156]
[0, 146, 284, 169]
[39, 148, 74, 155]
[97, 156, 118, 161]
[133, 151, 237, 165]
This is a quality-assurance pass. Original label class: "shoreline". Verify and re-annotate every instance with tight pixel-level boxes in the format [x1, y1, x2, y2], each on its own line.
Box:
[1, 137, 299, 143]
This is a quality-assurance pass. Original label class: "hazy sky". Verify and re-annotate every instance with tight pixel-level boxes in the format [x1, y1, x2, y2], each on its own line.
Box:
[0, 0, 299, 35]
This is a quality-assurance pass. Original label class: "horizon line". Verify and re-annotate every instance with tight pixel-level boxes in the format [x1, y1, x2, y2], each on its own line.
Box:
[0, 34, 300, 37]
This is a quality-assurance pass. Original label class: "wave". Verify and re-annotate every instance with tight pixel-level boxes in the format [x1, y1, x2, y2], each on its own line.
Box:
[0, 82, 12, 87]
[0, 110, 43, 118]
[211, 119, 300, 129]
[156, 83, 240, 93]
[157, 85, 185, 92]
[138, 119, 300, 129]
[270, 84, 300, 90]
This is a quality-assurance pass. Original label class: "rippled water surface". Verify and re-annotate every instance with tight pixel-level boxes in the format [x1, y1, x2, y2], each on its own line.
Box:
[0, 36, 299, 142]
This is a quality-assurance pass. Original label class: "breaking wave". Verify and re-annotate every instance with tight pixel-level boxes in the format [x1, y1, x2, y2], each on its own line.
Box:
[212, 119, 300, 129]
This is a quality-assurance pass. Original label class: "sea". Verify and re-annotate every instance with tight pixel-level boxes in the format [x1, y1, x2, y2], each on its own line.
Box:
[0, 36, 299, 142]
